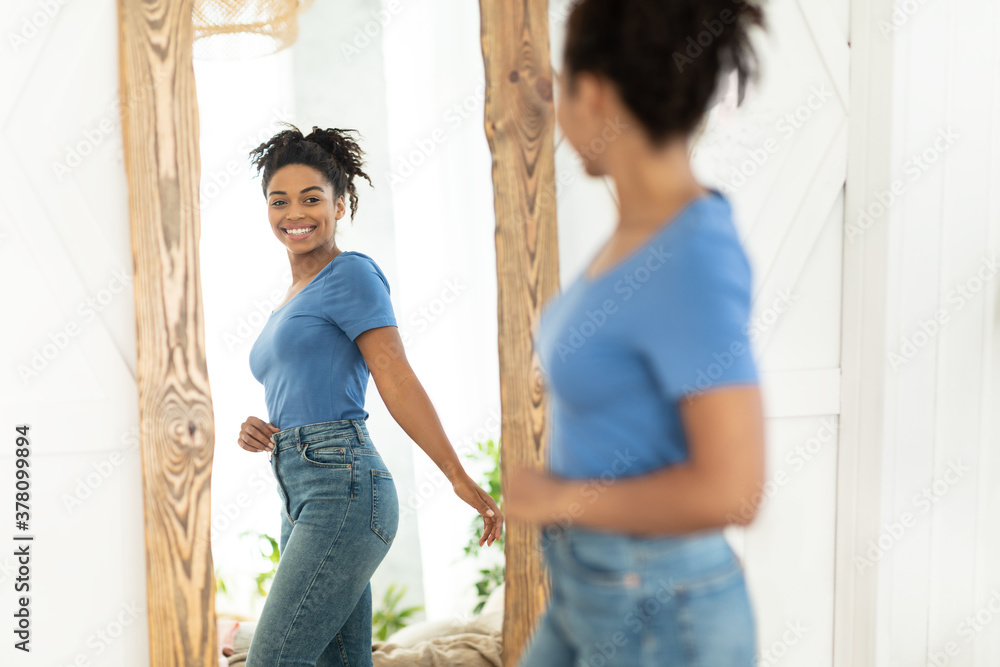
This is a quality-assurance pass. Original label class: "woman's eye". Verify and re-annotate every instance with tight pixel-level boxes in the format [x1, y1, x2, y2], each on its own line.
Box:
[271, 200, 285, 206]
[305, 197, 320, 203]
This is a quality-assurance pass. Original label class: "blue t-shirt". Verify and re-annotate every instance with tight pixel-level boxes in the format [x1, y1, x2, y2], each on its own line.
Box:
[249, 251, 397, 429]
[534, 190, 758, 480]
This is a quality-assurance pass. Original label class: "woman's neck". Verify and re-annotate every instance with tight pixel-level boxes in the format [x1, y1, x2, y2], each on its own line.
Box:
[287, 245, 341, 284]
[609, 134, 708, 232]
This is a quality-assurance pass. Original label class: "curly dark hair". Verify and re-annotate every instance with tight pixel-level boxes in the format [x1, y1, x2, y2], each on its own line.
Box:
[562, 0, 765, 144]
[248, 123, 373, 220]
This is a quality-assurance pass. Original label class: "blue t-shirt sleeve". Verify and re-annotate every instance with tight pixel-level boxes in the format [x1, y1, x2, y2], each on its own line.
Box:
[320, 254, 398, 341]
[633, 225, 758, 401]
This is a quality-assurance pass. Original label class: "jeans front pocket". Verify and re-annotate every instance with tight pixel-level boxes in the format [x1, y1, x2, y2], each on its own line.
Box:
[299, 437, 353, 469]
[667, 545, 743, 595]
[563, 529, 631, 587]
[370, 469, 398, 545]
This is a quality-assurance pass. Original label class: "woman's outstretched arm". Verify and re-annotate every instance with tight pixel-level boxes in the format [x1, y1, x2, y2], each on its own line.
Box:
[505, 385, 765, 536]
[355, 325, 504, 546]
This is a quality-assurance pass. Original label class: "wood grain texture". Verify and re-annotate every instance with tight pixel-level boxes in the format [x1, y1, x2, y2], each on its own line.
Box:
[479, 1, 560, 664]
[117, 0, 218, 664]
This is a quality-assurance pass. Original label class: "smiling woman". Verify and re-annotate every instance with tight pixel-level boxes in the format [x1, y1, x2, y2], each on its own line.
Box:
[237, 124, 504, 667]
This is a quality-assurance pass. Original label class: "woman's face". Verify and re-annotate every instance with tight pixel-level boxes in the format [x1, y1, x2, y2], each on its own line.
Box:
[266, 163, 345, 255]
[556, 68, 611, 177]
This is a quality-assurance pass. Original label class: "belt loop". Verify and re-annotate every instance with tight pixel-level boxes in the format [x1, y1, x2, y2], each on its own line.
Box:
[293, 425, 303, 451]
[351, 419, 365, 443]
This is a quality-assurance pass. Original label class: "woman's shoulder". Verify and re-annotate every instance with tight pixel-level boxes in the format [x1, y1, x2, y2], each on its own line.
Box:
[329, 251, 384, 273]
[628, 193, 752, 308]
[324, 251, 391, 289]
[672, 193, 749, 269]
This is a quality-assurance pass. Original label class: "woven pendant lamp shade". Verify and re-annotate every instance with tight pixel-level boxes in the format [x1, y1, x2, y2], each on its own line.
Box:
[192, 0, 316, 60]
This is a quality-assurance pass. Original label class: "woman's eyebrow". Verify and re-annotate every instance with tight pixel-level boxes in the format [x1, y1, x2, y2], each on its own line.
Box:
[268, 185, 324, 197]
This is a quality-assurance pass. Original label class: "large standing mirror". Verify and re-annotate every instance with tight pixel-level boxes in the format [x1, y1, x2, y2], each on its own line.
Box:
[195, 1, 552, 664]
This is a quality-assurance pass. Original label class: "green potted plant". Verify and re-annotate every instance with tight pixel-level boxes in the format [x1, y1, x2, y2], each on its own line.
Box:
[372, 583, 424, 640]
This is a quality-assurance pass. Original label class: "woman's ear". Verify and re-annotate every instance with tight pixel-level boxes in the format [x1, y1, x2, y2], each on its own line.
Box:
[580, 72, 617, 120]
[335, 195, 346, 220]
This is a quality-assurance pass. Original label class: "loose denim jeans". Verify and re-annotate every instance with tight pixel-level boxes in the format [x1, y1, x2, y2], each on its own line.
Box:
[245, 419, 398, 667]
[518, 525, 757, 667]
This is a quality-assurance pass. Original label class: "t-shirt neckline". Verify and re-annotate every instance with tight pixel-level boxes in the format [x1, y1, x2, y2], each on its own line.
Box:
[269, 250, 357, 316]
[581, 188, 724, 286]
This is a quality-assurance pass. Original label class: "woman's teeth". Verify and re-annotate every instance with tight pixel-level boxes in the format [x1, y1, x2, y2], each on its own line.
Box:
[285, 227, 316, 236]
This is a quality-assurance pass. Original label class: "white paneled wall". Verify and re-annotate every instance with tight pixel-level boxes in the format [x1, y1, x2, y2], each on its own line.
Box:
[879, 0, 1000, 665]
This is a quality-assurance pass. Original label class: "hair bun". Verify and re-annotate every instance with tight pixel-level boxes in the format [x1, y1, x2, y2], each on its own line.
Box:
[563, 0, 766, 142]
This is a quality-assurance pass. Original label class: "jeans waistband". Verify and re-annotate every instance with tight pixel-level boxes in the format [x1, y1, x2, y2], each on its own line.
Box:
[544, 524, 730, 552]
[272, 418, 369, 453]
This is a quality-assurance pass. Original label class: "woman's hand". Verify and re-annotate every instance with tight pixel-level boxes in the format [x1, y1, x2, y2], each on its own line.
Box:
[504, 465, 575, 526]
[451, 475, 504, 546]
[238, 416, 279, 454]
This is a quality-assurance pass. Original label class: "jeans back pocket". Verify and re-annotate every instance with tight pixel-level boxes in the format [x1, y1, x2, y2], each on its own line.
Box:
[370, 469, 398, 545]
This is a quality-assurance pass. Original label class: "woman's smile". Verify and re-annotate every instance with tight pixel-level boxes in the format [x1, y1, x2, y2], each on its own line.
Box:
[281, 225, 318, 241]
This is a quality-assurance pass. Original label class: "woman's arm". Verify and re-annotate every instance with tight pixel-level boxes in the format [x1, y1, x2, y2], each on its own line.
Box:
[504, 385, 765, 536]
[355, 325, 504, 545]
